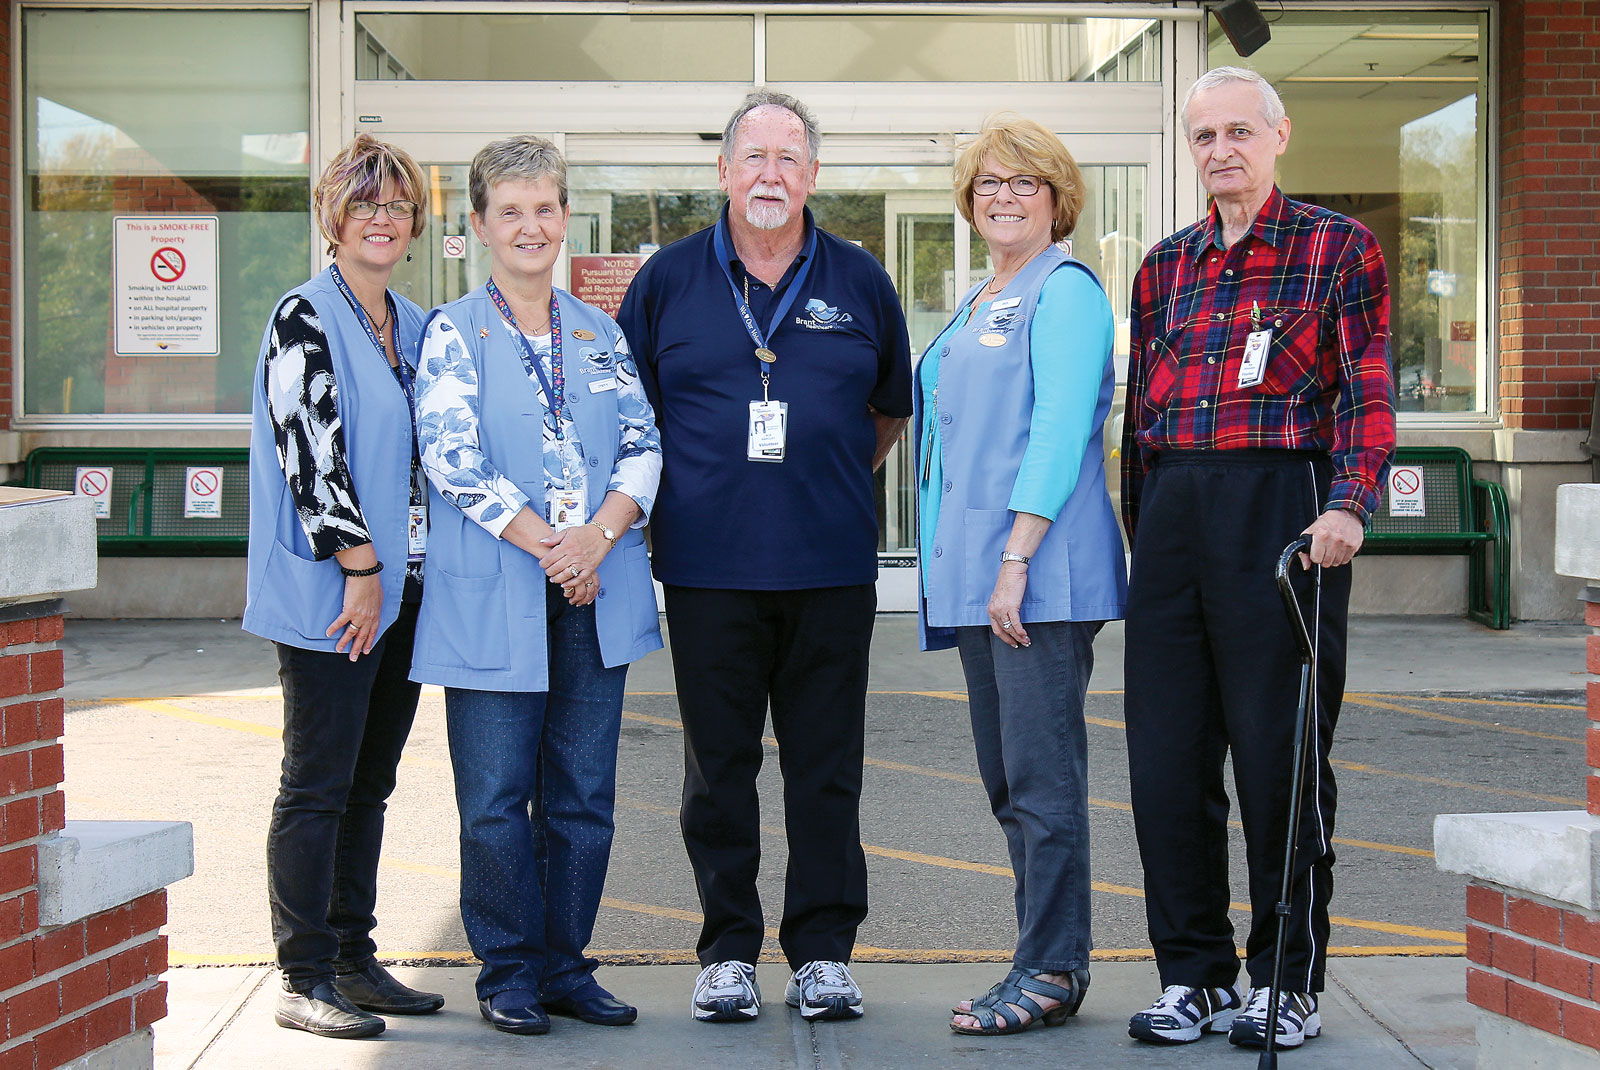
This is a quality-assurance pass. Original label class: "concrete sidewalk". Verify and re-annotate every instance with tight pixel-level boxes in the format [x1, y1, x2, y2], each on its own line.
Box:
[159, 959, 1475, 1069]
[65, 611, 1583, 1069]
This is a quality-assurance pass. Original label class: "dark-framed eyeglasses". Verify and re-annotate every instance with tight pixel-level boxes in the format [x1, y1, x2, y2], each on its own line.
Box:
[972, 174, 1044, 197]
[348, 198, 419, 220]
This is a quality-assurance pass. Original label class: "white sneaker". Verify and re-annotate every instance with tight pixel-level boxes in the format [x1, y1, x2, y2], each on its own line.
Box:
[1127, 983, 1243, 1043]
[784, 961, 864, 1021]
[1228, 987, 1321, 1049]
[691, 960, 760, 1023]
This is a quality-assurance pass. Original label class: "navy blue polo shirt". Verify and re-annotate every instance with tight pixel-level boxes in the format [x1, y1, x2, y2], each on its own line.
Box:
[617, 205, 913, 590]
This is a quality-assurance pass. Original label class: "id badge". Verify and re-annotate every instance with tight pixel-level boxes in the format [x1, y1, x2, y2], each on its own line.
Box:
[407, 504, 428, 561]
[1237, 329, 1273, 388]
[552, 491, 585, 530]
[748, 400, 788, 463]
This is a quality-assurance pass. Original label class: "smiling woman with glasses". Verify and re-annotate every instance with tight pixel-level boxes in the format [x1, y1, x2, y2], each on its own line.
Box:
[914, 114, 1127, 1037]
[244, 133, 442, 1040]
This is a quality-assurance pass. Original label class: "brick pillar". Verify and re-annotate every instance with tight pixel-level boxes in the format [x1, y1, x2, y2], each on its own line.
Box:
[1436, 485, 1600, 1065]
[0, 604, 172, 1070]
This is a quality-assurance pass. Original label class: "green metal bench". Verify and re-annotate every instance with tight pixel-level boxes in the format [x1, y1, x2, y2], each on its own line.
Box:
[1362, 445, 1510, 630]
[23, 447, 249, 557]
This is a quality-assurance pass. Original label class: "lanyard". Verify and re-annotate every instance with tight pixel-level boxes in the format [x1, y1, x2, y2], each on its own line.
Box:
[486, 278, 567, 434]
[711, 214, 818, 391]
[330, 263, 419, 461]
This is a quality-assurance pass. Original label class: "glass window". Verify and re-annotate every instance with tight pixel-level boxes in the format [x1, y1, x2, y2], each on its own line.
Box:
[767, 16, 1159, 82]
[22, 9, 310, 416]
[1217, 10, 1489, 413]
[354, 14, 754, 82]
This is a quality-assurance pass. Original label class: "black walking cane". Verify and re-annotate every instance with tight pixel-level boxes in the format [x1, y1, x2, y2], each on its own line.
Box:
[1260, 535, 1319, 1069]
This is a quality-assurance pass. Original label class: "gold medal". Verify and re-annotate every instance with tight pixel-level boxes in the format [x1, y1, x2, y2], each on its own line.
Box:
[979, 333, 1006, 348]
[755, 347, 778, 364]
[572, 328, 596, 341]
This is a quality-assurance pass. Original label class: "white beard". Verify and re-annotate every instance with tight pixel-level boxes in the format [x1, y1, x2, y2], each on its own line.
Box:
[744, 185, 791, 230]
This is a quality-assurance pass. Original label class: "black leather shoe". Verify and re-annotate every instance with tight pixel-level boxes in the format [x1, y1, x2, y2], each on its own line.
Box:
[275, 979, 386, 1038]
[544, 981, 638, 1026]
[334, 962, 445, 1015]
[479, 990, 550, 1035]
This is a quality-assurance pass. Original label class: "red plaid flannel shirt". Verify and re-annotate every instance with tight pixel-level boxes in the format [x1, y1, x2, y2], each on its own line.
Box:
[1120, 188, 1396, 539]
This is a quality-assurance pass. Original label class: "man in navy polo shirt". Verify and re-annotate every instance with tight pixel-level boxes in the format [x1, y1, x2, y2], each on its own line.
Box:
[618, 90, 911, 1025]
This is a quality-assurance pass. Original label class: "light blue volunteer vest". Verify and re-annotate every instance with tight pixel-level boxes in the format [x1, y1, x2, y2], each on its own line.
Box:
[409, 284, 663, 692]
[914, 245, 1128, 652]
[243, 267, 426, 651]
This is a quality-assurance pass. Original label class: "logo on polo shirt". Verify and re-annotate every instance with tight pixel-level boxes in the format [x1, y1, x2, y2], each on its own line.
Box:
[794, 297, 855, 330]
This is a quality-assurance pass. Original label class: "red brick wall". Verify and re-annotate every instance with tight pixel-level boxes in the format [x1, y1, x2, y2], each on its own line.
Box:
[1467, 884, 1600, 1050]
[1498, 0, 1600, 429]
[0, 608, 170, 1070]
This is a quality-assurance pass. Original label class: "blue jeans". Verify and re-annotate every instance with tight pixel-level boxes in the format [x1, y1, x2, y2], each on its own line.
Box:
[444, 587, 627, 1001]
[268, 601, 422, 990]
[956, 619, 1100, 973]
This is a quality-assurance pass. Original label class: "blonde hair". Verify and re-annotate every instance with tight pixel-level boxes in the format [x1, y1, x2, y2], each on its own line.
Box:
[954, 115, 1085, 242]
[470, 135, 567, 215]
[314, 135, 427, 257]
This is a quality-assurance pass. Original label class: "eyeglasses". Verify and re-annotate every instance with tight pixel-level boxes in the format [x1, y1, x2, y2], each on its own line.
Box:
[348, 198, 419, 220]
[972, 174, 1044, 197]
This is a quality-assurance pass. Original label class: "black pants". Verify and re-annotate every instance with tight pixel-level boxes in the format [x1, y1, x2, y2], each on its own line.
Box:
[267, 600, 422, 990]
[1124, 451, 1348, 994]
[663, 583, 875, 970]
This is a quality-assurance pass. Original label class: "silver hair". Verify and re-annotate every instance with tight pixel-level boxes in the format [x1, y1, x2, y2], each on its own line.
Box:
[1180, 66, 1287, 135]
[721, 90, 821, 164]
[469, 134, 567, 215]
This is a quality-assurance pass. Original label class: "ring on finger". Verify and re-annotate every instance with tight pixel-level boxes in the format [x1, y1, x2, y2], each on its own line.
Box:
[1001, 619, 1012, 629]
[585, 580, 595, 589]
[568, 565, 581, 579]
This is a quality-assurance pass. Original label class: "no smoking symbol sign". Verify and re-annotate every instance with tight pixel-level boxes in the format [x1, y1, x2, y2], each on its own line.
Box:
[150, 246, 186, 283]
[78, 470, 108, 497]
[1391, 469, 1421, 495]
[190, 469, 218, 497]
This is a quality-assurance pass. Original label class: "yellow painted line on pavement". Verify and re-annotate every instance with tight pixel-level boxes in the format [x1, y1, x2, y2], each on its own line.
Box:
[1342, 694, 1582, 743]
[115, 698, 280, 739]
[1365, 693, 1583, 711]
[1329, 759, 1585, 807]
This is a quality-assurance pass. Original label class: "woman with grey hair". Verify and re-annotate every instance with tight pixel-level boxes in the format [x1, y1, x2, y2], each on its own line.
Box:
[412, 134, 663, 1036]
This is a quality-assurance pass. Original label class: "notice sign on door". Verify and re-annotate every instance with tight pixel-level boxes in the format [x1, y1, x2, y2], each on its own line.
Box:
[1387, 465, 1426, 517]
[74, 466, 113, 520]
[113, 216, 220, 357]
[184, 466, 224, 519]
[569, 254, 645, 317]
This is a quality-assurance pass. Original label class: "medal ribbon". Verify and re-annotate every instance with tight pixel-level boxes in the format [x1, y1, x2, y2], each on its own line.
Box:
[486, 278, 566, 434]
[712, 213, 819, 381]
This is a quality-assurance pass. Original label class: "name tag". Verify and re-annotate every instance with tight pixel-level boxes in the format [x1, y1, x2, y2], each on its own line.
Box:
[408, 505, 427, 560]
[552, 491, 585, 530]
[1237, 329, 1273, 388]
[588, 377, 618, 393]
[748, 400, 788, 463]
[990, 296, 1022, 310]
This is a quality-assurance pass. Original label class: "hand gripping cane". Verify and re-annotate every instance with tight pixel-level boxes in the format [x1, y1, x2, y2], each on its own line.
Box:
[1260, 536, 1320, 1069]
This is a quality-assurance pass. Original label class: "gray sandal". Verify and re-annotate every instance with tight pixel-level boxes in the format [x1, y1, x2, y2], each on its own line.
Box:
[949, 969, 1089, 1036]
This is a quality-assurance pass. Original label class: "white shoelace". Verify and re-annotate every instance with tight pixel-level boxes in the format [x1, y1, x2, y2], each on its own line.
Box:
[801, 961, 853, 993]
[702, 961, 750, 993]
[1151, 984, 1195, 1013]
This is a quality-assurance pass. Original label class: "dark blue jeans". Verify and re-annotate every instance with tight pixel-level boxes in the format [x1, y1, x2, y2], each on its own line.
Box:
[267, 600, 422, 991]
[444, 586, 627, 1001]
[956, 619, 1099, 973]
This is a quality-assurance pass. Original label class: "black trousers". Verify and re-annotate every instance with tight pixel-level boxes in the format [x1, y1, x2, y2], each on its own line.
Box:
[663, 583, 875, 970]
[267, 600, 422, 990]
[1124, 451, 1349, 994]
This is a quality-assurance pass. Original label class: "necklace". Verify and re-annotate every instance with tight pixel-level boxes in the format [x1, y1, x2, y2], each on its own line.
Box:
[363, 299, 391, 337]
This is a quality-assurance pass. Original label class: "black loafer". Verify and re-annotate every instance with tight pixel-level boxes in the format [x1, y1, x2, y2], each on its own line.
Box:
[479, 991, 550, 1035]
[334, 962, 444, 1015]
[544, 981, 638, 1026]
[275, 980, 386, 1038]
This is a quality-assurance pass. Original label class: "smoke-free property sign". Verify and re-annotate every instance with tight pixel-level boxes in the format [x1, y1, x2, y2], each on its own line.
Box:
[113, 216, 220, 357]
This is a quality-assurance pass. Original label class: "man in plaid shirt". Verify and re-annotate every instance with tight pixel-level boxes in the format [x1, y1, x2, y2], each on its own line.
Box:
[1120, 67, 1395, 1052]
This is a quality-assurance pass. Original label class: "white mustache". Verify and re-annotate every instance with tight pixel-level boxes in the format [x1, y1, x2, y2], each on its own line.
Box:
[749, 184, 789, 205]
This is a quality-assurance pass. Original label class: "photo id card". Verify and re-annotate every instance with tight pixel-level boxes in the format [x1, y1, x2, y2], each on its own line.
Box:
[1237, 329, 1273, 388]
[552, 491, 586, 530]
[408, 505, 428, 561]
[748, 400, 788, 463]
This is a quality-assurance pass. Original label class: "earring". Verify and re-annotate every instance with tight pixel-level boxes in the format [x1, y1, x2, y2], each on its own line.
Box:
[482, 240, 489, 247]
[405, 251, 413, 262]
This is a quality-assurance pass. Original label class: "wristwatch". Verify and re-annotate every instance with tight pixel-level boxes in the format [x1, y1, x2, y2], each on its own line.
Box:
[590, 521, 618, 548]
[1000, 551, 1031, 566]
